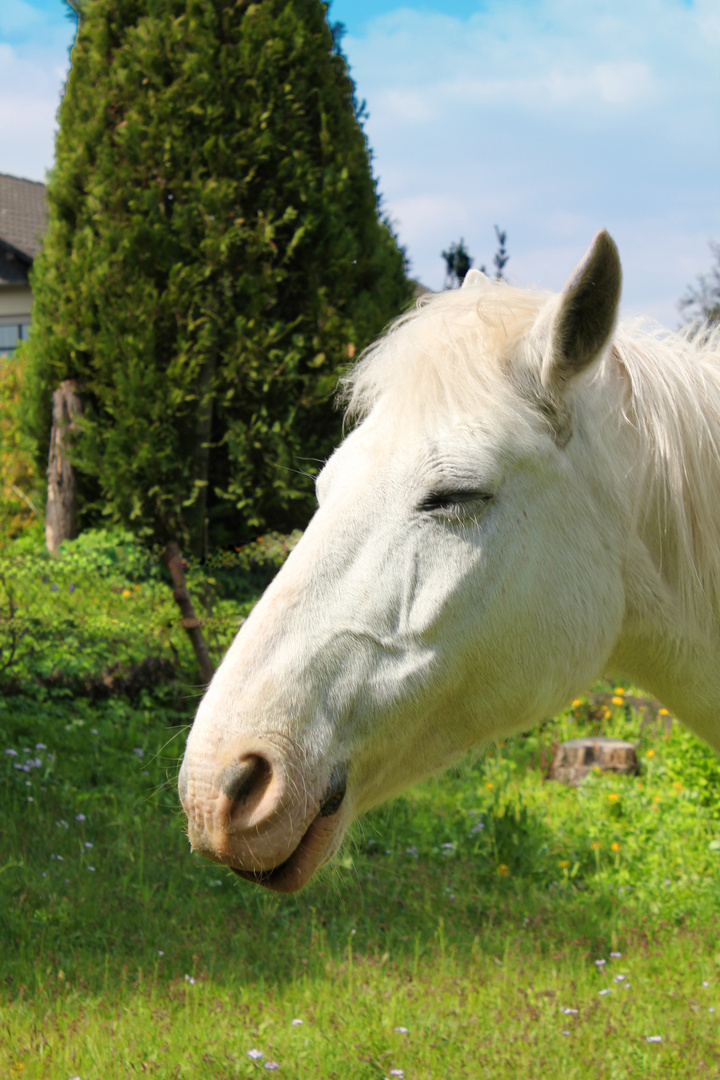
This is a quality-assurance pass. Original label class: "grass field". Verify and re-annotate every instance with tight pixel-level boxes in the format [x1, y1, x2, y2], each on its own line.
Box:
[2, 529, 720, 1078]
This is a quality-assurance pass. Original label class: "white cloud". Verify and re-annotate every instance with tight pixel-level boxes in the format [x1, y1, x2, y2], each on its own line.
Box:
[346, 0, 720, 323]
[0, 42, 67, 181]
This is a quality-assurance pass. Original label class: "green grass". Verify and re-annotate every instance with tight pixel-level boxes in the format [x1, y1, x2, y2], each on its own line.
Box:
[2, 530, 720, 1077]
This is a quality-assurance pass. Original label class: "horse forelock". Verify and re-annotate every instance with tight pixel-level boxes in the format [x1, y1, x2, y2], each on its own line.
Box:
[339, 282, 548, 434]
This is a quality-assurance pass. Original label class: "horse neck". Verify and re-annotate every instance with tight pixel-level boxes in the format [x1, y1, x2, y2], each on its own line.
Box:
[597, 331, 720, 743]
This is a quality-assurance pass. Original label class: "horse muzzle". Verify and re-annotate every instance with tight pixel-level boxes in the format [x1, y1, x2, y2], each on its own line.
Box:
[178, 739, 349, 893]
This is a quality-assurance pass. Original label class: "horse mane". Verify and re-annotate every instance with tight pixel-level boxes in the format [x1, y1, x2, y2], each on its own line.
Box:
[610, 319, 720, 622]
[342, 282, 720, 624]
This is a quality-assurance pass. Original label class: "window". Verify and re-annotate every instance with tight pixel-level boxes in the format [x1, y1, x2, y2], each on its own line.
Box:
[0, 322, 31, 357]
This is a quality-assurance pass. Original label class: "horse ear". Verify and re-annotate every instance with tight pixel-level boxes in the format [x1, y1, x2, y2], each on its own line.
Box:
[462, 268, 492, 290]
[542, 230, 622, 389]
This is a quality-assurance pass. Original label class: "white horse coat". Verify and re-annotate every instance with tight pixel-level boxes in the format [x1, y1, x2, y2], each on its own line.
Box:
[179, 232, 720, 892]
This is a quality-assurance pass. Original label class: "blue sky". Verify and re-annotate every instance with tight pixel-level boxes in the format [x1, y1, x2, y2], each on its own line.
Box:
[2, 0, 719, 324]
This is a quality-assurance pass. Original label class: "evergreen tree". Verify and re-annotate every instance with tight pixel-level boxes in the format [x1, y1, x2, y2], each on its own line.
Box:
[442, 238, 473, 288]
[23, 0, 411, 551]
[679, 241, 720, 328]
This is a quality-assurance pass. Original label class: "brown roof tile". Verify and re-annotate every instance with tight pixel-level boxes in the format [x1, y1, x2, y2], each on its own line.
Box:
[0, 173, 48, 261]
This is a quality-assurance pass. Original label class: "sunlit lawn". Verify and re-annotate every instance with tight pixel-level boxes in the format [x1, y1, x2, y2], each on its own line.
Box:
[3, 683, 720, 1079]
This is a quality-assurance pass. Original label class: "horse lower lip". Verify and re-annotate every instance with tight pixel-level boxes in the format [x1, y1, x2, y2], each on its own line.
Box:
[230, 814, 336, 893]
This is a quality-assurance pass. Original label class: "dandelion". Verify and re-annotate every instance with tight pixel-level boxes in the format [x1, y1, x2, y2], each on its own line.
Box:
[614, 686, 625, 695]
[653, 796, 662, 803]
[646, 749, 656, 759]
[121, 588, 132, 598]
[247, 1049, 264, 1060]
[497, 864, 510, 877]
[672, 781, 684, 791]
[658, 708, 670, 717]
[559, 860, 570, 868]
[611, 842, 621, 852]
[611, 696, 624, 706]
[571, 698, 584, 708]
[591, 841, 602, 850]
[608, 793, 620, 802]
[485, 782, 494, 790]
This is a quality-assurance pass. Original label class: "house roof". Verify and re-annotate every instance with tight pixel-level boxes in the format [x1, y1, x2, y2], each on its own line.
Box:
[0, 173, 48, 262]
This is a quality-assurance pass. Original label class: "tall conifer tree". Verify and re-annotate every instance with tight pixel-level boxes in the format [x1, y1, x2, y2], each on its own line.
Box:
[23, 0, 411, 550]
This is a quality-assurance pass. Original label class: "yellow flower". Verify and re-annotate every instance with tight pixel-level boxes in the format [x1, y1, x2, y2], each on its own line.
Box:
[653, 795, 662, 803]
[611, 696, 624, 706]
[485, 782, 495, 790]
[607, 793, 620, 802]
[591, 841, 602, 850]
[571, 698, 584, 708]
[658, 708, 670, 717]
[611, 841, 621, 852]
[121, 588, 132, 598]
[497, 864, 510, 877]
[559, 860, 570, 868]
[646, 749, 656, 759]
[614, 686, 625, 695]
[602, 708, 612, 719]
[672, 781, 684, 791]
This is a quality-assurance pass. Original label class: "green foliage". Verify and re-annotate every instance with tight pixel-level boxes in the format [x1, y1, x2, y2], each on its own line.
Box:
[21, 0, 412, 550]
[441, 237, 473, 287]
[0, 526, 299, 690]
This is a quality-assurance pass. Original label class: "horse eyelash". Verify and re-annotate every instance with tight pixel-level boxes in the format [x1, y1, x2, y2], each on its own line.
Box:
[418, 491, 493, 514]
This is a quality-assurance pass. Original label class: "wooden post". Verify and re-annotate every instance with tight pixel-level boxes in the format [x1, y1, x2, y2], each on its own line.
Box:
[162, 541, 215, 686]
[45, 380, 82, 554]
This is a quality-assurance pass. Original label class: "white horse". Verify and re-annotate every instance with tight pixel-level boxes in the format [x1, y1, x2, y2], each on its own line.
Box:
[179, 231, 720, 892]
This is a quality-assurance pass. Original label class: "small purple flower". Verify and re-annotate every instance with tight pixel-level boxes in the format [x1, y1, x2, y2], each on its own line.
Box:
[613, 974, 626, 983]
[41, 575, 48, 584]
[394, 1026, 408, 1033]
[69, 583, 76, 593]
[595, 959, 606, 968]
[389, 1071, 404, 1078]
[561, 1030, 570, 1036]
[646, 1035, 663, 1043]
[610, 951, 622, 959]
[247, 1049, 263, 1060]
[264, 1064, 279, 1072]
[599, 989, 611, 996]
[291, 1019, 303, 1026]
[702, 981, 710, 988]
[50, 584, 58, 592]
[87, 866, 95, 872]
[76, 813, 86, 822]
[158, 950, 164, 956]
[561, 1008, 578, 1015]
[35, 743, 47, 751]
[184, 974, 195, 985]
[84, 842, 93, 849]
[132, 748, 144, 759]
[5, 749, 17, 757]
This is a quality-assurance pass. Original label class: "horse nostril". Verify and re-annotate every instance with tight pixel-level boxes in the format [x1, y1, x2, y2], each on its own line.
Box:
[319, 763, 348, 818]
[220, 756, 271, 807]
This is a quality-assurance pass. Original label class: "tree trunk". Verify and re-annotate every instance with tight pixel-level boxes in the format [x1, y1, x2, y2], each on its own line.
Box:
[45, 380, 82, 554]
[162, 541, 215, 686]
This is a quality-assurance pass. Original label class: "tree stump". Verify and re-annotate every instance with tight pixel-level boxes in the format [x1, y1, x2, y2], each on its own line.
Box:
[45, 380, 82, 553]
[550, 737, 638, 786]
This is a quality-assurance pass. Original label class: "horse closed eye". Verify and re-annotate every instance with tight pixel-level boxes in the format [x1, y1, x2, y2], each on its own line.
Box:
[419, 490, 493, 514]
